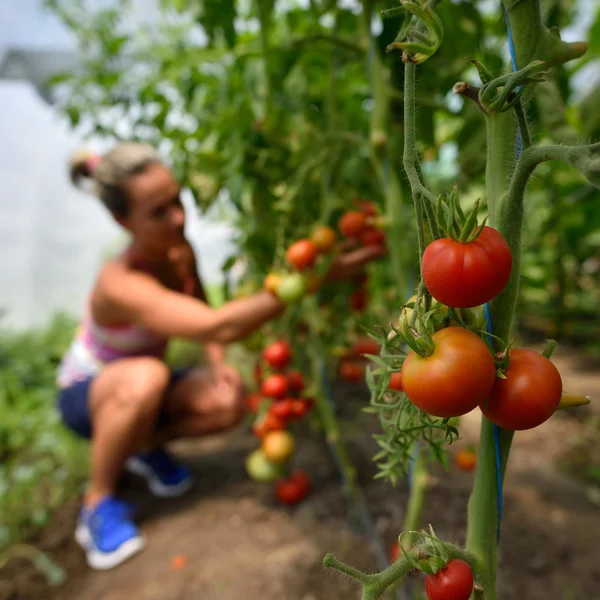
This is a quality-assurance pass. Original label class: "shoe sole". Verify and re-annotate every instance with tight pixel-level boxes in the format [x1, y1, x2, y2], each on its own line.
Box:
[125, 458, 194, 498]
[75, 523, 145, 570]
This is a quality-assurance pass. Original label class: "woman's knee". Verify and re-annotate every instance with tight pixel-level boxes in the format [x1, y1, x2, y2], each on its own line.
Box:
[92, 357, 170, 420]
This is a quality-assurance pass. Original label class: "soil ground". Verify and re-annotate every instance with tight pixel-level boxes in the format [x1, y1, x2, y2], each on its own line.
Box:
[2, 344, 600, 600]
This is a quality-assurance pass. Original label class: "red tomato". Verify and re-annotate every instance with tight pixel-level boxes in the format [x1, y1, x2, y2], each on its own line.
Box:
[402, 327, 495, 418]
[286, 370, 305, 394]
[388, 371, 403, 391]
[310, 225, 337, 254]
[270, 398, 295, 420]
[246, 392, 264, 413]
[480, 348, 562, 430]
[349, 289, 369, 311]
[455, 449, 477, 472]
[263, 340, 292, 370]
[253, 413, 287, 437]
[275, 470, 310, 505]
[353, 199, 377, 217]
[389, 541, 401, 563]
[290, 398, 311, 418]
[339, 360, 365, 382]
[422, 226, 512, 308]
[260, 374, 289, 399]
[359, 227, 386, 247]
[286, 239, 318, 271]
[425, 559, 474, 600]
[352, 338, 380, 358]
[338, 211, 367, 237]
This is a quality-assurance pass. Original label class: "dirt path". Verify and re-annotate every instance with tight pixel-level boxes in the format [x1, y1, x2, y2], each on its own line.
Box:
[3, 345, 600, 600]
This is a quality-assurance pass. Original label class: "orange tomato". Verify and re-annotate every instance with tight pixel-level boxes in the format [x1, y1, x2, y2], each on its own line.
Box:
[310, 225, 337, 253]
[455, 449, 477, 472]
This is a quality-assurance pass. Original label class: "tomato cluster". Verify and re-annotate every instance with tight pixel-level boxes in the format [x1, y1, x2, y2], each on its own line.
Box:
[338, 199, 387, 249]
[245, 339, 312, 506]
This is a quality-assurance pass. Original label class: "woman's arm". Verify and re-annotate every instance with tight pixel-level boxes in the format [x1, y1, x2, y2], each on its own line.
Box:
[98, 242, 386, 345]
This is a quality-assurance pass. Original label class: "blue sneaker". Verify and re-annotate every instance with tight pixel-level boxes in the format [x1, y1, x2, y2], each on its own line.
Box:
[125, 449, 193, 498]
[75, 497, 145, 570]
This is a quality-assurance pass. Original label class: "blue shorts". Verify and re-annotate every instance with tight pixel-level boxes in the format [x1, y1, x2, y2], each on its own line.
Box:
[56, 367, 193, 440]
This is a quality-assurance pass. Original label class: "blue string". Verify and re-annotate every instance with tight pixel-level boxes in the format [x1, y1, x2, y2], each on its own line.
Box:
[503, 5, 522, 157]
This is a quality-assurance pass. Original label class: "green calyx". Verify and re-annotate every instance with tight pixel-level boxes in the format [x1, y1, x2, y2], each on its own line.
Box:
[436, 186, 488, 243]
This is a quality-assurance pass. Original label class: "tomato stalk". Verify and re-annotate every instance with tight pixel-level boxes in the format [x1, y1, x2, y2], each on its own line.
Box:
[467, 4, 589, 597]
[360, 0, 408, 302]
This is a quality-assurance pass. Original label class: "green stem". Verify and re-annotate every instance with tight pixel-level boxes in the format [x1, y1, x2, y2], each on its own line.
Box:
[513, 101, 531, 150]
[403, 63, 428, 270]
[401, 449, 428, 549]
[255, 0, 274, 120]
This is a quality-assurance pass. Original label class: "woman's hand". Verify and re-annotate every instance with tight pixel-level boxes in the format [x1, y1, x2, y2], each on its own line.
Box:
[324, 242, 387, 282]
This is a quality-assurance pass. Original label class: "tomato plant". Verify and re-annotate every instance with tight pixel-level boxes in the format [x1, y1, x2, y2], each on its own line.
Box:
[455, 449, 477, 472]
[275, 470, 311, 506]
[262, 340, 292, 370]
[260, 374, 289, 399]
[286, 370, 305, 394]
[424, 559, 474, 600]
[480, 349, 563, 430]
[262, 431, 295, 464]
[275, 274, 307, 303]
[422, 226, 512, 309]
[310, 225, 337, 254]
[388, 371, 403, 392]
[338, 211, 367, 238]
[339, 360, 364, 382]
[402, 328, 496, 418]
[245, 449, 283, 482]
[286, 239, 318, 271]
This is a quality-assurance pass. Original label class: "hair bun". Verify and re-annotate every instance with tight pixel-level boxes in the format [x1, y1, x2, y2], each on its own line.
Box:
[69, 150, 102, 185]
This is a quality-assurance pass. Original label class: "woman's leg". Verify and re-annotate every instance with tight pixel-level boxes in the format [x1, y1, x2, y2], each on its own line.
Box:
[151, 367, 246, 447]
[85, 356, 171, 507]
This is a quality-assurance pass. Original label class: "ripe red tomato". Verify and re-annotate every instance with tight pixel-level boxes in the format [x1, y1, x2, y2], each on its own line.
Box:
[359, 227, 386, 247]
[260, 374, 289, 399]
[286, 239, 318, 271]
[480, 348, 562, 430]
[290, 398, 312, 418]
[422, 226, 512, 308]
[339, 360, 365, 382]
[270, 398, 295, 420]
[263, 340, 292, 370]
[455, 449, 477, 472]
[424, 559, 474, 600]
[388, 371, 403, 392]
[349, 289, 369, 311]
[286, 370, 305, 393]
[354, 199, 377, 217]
[389, 541, 401, 563]
[402, 327, 495, 418]
[246, 392, 264, 413]
[275, 470, 310, 505]
[338, 211, 367, 237]
[352, 338, 380, 358]
[310, 225, 337, 254]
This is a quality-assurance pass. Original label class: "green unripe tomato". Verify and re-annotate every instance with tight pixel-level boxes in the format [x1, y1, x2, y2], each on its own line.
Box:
[276, 273, 307, 304]
[245, 449, 283, 482]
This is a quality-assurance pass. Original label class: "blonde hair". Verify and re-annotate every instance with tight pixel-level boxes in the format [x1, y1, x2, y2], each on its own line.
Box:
[69, 142, 160, 217]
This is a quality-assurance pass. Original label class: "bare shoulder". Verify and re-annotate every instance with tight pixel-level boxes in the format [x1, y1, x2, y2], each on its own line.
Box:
[91, 259, 159, 319]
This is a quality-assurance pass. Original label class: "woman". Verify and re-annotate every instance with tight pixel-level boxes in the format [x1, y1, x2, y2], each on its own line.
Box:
[57, 142, 386, 570]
